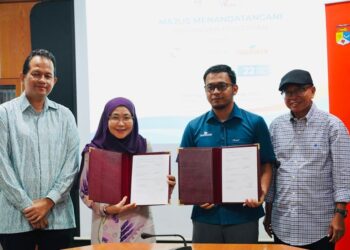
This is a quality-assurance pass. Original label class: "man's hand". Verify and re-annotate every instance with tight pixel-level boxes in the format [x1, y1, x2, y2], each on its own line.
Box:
[328, 213, 346, 243]
[244, 193, 266, 208]
[167, 175, 176, 195]
[263, 202, 273, 237]
[244, 198, 263, 208]
[23, 198, 54, 224]
[31, 217, 49, 229]
[200, 203, 215, 209]
[263, 215, 273, 238]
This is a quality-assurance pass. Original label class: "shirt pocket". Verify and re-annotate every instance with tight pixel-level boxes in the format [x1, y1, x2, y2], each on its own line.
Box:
[305, 139, 329, 160]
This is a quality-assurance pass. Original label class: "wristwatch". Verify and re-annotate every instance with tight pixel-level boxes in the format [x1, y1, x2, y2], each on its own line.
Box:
[334, 208, 348, 218]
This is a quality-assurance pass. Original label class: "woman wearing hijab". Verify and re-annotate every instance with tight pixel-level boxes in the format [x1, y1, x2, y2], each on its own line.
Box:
[79, 97, 176, 243]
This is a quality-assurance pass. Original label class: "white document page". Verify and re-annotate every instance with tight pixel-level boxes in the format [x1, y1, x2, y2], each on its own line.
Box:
[221, 146, 258, 202]
[130, 154, 169, 205]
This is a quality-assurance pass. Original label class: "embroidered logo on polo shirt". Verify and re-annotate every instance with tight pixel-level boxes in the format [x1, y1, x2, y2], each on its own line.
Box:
[232, 138, 240, 142]
[200, 131, 212, 137]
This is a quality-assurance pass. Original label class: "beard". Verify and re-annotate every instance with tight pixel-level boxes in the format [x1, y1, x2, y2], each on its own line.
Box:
[212, 103, 229, 110]
[210, 98, 233, 110]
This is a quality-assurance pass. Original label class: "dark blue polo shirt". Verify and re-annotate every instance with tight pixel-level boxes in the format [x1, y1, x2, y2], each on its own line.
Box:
[180, 103, 275, 225]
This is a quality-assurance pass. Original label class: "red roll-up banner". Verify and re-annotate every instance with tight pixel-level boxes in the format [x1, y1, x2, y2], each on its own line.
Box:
[325, 1, 350, 250]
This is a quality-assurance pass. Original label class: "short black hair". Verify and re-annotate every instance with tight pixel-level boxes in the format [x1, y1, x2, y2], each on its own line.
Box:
[203, 64, 236, 84]
[22, 49, 56, 76]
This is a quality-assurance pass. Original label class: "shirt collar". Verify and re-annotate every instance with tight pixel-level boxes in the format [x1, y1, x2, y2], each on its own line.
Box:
[289, 102, 316, 123]
[19, 93, 58, 113]
[207, 103, 243, 123]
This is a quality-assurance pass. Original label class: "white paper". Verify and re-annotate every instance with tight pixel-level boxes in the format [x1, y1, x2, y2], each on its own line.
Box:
[130, 154, 170, 205]
[221, 146, 258, 202]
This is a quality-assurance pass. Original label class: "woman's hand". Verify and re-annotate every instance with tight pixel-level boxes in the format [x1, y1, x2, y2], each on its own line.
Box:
[104, 196, 136, 215]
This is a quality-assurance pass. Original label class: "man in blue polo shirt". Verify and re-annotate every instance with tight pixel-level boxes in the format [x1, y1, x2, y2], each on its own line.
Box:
[180, 64, 275, 243]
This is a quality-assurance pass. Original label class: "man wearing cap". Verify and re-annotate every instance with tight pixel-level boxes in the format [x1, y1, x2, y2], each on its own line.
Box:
[263, 69, 350, 250]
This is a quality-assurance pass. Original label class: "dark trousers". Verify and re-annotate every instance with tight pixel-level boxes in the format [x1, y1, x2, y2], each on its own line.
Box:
[192, 220, 259, 243]
[274, 234, 335, 250]
[0, 229, 74, 250]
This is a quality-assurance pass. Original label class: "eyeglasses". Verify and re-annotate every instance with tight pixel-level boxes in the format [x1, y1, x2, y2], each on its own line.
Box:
[281, 85, 312, 98]
[204, 82, 233, 93]
[109, 115, 133, 123]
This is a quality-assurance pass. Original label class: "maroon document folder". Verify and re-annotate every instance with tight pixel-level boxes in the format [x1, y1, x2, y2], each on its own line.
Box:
[88, 148, 132, 204]
[178, 145, 260, 205]
[87, 148, 170, 205]
[178, 147, 222, 204]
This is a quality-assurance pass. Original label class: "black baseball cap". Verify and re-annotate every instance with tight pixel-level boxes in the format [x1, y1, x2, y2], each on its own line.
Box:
[279, 69, 313, 91]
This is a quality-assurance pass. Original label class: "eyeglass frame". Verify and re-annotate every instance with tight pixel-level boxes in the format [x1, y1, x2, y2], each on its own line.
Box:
[108, 115, 134, 123]
[281, 85, 313, 98]
[204, 82, 234, 93]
